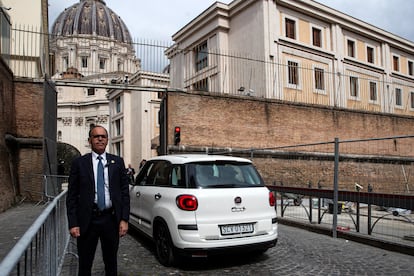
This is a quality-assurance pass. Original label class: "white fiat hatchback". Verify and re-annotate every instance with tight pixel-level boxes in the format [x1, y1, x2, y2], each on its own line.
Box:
[129, 154, 278, 266]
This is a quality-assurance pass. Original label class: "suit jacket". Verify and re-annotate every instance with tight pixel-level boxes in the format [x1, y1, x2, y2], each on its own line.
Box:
[66, 152, 130, 235]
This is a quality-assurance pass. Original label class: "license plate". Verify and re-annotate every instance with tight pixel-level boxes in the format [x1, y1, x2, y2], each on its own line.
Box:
[220, 223, 254, 235]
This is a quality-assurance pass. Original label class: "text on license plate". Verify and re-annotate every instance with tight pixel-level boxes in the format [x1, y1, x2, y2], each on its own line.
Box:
[220, 223, 254, 235]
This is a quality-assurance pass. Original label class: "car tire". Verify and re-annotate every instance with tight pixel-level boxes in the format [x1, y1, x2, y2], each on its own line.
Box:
[252, 248, 268, 256]
[293, 198, 302, 206]
[154, 221, 176, 267]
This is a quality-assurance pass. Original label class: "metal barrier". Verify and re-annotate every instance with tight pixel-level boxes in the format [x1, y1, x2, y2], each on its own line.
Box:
[44, 175, 69, 200]
[268, 185, 414, 254]
[9, 26, 414, 117]
[213, 135, 414, 253]
[0, 190, 70, 276]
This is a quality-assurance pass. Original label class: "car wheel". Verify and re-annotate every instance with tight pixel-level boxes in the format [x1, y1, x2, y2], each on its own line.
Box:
[252, 248, 268, 256]
[293, 198, 302, 206]
[154, 221, 176, 267]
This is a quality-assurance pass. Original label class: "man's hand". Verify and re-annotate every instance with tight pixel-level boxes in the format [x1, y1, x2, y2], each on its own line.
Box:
[119, 220, 128, 237]
[69, 227, 80, 238]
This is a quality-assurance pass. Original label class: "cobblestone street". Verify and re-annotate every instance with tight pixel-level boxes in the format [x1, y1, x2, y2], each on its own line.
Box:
[62, 224, 414, 275]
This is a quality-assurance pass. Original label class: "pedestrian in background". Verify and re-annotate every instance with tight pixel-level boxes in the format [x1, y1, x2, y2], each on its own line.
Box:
[66, 125, 130, 276]
[139, 159, 146, 170]
[126, 163, 135, 184]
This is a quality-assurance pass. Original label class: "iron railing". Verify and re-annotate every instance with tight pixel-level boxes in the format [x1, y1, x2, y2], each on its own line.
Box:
[6, 26, 414, 117]
[0, 189, 70, 276]
[268, 185, 414, 255]
[210, 135, 414, 251]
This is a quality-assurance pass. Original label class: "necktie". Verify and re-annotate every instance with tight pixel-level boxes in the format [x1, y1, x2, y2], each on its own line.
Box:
[97, 156, 105, 210]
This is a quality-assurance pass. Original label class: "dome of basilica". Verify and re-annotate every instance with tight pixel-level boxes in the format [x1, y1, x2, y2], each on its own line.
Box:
[51, 0, 132, 44]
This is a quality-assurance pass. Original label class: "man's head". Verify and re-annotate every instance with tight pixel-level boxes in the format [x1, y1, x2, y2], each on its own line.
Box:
[88, 125, 108, 154]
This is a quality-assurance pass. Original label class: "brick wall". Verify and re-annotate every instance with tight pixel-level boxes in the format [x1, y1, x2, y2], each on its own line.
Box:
[14, 80, 46, 203]
[14, 81, 44, 138]
[253, 157, 413, 194]
[167, 91, 414, 194]
[0, 59, 16, 212]
[0, 79, 46, 212]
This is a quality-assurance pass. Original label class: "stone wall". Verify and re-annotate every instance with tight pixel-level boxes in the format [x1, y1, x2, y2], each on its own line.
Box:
[253, 157, 413, 194]
[14, 80, 47, 203]
[14, 80, 44, 137]
[167, 91, 414, 194]
[0, 59, 16, 212]
[0, 79, 48, 212]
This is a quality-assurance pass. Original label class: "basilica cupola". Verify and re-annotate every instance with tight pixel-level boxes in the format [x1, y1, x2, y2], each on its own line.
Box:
[50, 0, 139, 78]
[51, 0, 132, 43]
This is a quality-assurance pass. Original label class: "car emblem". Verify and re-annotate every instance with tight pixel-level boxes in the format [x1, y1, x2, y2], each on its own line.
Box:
[234, 196, 242, 204]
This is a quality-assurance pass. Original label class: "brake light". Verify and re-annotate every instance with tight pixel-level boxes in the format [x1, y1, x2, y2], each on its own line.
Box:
[176, 194, 198, 211]
[269, 191, 276, 207]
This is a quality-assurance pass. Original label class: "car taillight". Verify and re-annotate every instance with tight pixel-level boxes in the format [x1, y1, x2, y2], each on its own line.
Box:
[269, 191, 276, 207]
[176, 194, 198, 211]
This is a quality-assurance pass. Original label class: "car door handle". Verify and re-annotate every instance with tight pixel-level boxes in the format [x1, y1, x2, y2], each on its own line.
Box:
[154, 193, 161, 200]
[135, 191, 141, 197]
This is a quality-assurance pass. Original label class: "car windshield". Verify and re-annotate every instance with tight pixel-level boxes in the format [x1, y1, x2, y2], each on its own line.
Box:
[189, 161, 264, 188]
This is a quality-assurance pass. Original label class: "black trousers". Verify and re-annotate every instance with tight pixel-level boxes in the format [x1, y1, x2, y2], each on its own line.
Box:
[77, 211, 119, 276]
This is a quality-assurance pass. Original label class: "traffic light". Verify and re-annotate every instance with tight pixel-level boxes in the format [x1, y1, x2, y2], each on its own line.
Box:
[174, 126, 181, 145]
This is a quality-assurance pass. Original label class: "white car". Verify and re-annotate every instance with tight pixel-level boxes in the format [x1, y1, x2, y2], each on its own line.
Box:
[129, 154, 278, 266]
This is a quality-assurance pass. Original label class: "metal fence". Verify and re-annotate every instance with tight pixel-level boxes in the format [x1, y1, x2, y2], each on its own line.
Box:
[237, 135, 414, 252]
[268, 185, 414, 254]
[5, 26, 414, 117]
[208, 135, 414, 251]
[0, 189, 70, 276]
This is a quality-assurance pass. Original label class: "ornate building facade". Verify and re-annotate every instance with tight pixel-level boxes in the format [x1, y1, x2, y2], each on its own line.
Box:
[50, 0, 138, 156]
[167, 0, 414, 117]
[50, 0, 167, 167]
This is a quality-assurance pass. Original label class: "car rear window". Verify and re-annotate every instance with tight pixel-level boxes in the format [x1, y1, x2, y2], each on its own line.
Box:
[188, 161, 264, 188]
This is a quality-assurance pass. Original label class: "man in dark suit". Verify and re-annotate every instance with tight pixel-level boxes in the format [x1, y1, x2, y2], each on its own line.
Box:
[66, 125, 130, 276]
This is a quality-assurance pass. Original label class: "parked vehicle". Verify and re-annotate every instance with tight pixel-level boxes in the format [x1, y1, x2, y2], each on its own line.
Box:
[129, 154, 278, 266]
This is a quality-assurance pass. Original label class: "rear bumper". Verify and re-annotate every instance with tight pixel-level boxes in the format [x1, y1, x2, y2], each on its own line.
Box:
[174, 238, 278, 258]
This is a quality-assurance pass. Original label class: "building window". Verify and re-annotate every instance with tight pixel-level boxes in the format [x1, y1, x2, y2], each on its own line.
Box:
[114, 142, 121, 157]
[393, 56, 399, 71]
[312, 27, 321, 47]
[115, 119, 121, 136]
[57, 131, 62, 141]
[89, 123, 96, 131]
[99, 58, 106, 70]
[87, 88, 95, 96]
[288, 61, 299, 85]
[367, 46, 374, 63]
[63, 56, 68, 70]
[408, 61, 413, 76]
[395, 88, 402, 106]
[369, 82, 377, 101]
[193, 78, 208, 92]
[350, 76, 358, 97]
[195, 41, 208, 72]
[157, 91, 165, 99]
[81, 56, 88, 68]
[347, 40, 355, 58]
[285, 18, 296, 39]
[314, 68, 324, 90]
[115, 96, 121, 113]
[411, 92, 414, 109]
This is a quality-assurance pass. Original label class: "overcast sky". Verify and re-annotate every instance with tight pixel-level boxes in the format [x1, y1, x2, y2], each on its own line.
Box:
[48, 0, 414, 42]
